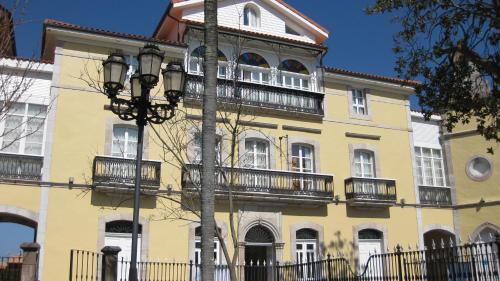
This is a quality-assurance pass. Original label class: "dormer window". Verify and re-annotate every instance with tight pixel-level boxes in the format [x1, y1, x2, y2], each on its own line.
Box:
[243, 5, 259, 28]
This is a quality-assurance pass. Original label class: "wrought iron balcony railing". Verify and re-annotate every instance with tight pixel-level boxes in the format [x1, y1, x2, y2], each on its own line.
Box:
[92, 156, 161, 192]
[344, 177, 397, 206]
[418, 185, 452, 206]
[182, 164, 333, 203]
[0, 153, 43, 181]
[184, 74, 325, 116]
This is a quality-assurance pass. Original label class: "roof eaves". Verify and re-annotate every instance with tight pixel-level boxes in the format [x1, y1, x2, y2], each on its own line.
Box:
[325, 67, 420, 87]
[44, 19, 187, 48]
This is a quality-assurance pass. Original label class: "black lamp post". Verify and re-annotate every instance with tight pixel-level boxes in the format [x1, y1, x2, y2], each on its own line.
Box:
[102, 44, 186, 281]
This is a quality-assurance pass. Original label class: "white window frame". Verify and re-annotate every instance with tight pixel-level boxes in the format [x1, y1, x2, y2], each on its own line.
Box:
[192, 132, 222, 164]
[239, 65, 270, 85]
[354, 150, 375, 178]
[415, 146, 446, 187]
[291, 144, 314, 174]
[194, 238, 220, 265]
[0, 102, 47, 156]
[111, 125, 138, 159]
[243, 5, 259, 28]
[243, 139, 270, 169]
[352, 89, 367, 115]
[279, 70, 310, 91]
[189, 57, 228, 79]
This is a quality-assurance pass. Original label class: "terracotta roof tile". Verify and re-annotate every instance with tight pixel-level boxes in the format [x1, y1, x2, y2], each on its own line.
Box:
[44, 19, 187, 48]
[325, 67, 420, 87]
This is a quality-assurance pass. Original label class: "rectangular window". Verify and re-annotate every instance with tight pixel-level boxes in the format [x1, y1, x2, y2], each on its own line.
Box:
[1, 103, 47, 155]
[415, 147, 446, 186]
[192, 132, 221, 164]
[352, 89, 367, 115]
[194, 239, 220, 265]
[111, 126, 138, 159]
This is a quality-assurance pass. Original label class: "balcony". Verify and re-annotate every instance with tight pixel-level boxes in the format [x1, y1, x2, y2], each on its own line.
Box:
[419, 185, 452, 206]
[344, 177, 397, 207]
[182, 164, 334, 205]
[184, 74, 325, 118]
[0, 153, 43, 181]
[92, 156, 161, 193]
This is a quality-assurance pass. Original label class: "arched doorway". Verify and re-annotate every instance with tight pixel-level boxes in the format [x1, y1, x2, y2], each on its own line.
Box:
[0, 210, 37, 257]
[424, 229, 455, 249]
[244, 225, 275, 264]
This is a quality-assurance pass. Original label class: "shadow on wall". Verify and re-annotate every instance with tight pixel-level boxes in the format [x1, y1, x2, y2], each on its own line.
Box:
[322, 230, 357, 265]
[90, 191, 157, 209]
[346, 206, 390, 218]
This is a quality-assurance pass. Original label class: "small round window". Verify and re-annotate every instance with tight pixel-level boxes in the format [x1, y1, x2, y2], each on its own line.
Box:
[466, 156, 493, 181]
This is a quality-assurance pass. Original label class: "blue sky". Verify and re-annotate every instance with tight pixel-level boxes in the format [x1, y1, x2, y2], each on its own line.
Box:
[11, 0, 418, 106]
[1, 0, 415, 255]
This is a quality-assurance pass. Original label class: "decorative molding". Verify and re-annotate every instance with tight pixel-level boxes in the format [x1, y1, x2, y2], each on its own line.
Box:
[282, 125, 321, 134]
[345, 132, 381, 140]
[97, 214, 150, 261]
[239, 130, 277, 169]
[465, 155, 494, 182]
[239, 120, 278, 129]
[289, 222, 324, 261]
[287, 136, 321, 172]
[443, 129, 478, 139]
[323, 117, 411, 132]
[470, 222, 500, 241]
[0, 205, 39, 227]
[348, 143, 382, 177]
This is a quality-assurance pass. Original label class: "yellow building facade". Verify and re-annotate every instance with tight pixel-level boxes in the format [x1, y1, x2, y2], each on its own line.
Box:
[0, 1, 497, 281]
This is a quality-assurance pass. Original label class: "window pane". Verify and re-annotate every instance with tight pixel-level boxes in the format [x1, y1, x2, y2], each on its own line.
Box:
[285, 76, 292, 87]
[261, 73, 269, 84]
[2, 115, 23, 153]
[27, 104, 47, 117]
[302, 79, 309, 89]
[218, 66, 226, 78]
[251, 71, 260, 82]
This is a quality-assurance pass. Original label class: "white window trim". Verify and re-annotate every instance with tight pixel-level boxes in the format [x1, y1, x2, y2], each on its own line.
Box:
[243, 5, 260, 28]
[111, 125, 138, 159]
[239, 65, 270, 85]
[291, 144, 315, 173]
[354, 150, 375, 178]
[348, 87, 372, 120]
[279, 70, 311, 91]
[243, 139, 270, 169]
[0, 103, 48, 156]
[415, 146, 447, 187]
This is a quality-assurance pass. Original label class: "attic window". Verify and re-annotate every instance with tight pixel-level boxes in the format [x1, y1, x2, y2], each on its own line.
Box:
[285, 25, 300, 36]
[243, 5, 260, 27]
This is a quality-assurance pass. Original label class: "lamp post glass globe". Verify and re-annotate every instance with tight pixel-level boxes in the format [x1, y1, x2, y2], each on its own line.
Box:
[138, 44, 165, 87]
[130, 71, 142, 98]
[162, 61, 186, 105]
[102, 53, 129, 96]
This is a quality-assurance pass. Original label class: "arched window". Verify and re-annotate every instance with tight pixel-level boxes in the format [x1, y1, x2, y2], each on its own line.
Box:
[475, 226, 499, 243]
[354, 150, 375, 178]
[189, 46, 228, 78]
[278, 60, 310, 90]
[194, 226, 221, 264]
[358, 229, 383, 270]
[243, 5, 259, 27]
[296, 228, 318, 266]
[238, 53, 270, 85]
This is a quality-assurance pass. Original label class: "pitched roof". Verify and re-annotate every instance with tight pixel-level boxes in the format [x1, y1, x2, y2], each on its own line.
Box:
[274, 0, 328, 34]
[183, 19, 327, 51]
[325, 67, 420, 87]
[44, 19, 187, 48]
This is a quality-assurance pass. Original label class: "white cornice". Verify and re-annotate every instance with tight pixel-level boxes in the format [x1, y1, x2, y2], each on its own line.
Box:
[0, 58, 53, 73]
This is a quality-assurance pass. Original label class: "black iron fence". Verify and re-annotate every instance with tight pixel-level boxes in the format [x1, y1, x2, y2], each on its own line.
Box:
[182, 164, 334, 199]
[419, 186, 453, 206]
[92, 156, 161, 191]
[184, 74, 325, 116]
[69, 240, 499, 281]
[344, 177, 397, 202]
[0, 255, 22, 281]
[0, 153, 43, 181]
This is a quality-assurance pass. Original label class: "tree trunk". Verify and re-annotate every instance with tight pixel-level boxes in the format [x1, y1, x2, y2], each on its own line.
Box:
[201, 1, 218, 281]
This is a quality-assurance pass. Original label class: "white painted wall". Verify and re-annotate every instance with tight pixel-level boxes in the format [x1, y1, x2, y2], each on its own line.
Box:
[182, 0, 316, 43]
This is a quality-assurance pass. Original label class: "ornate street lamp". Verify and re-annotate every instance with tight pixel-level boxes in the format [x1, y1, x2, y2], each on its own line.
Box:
[101, 44, 186, 281]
